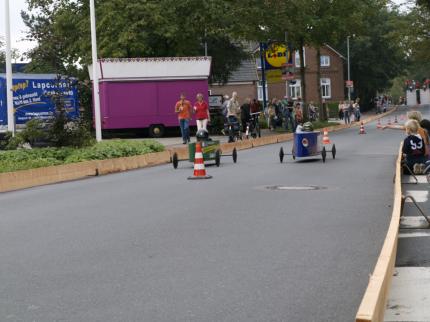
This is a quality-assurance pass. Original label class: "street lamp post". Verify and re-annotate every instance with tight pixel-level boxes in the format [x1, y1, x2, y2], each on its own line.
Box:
[4, 0, 15, 135]
[90, 0, 102, 142]
[347, 36, 351, 102]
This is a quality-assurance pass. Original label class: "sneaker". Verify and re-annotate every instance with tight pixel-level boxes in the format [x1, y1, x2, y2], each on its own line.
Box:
[413, 163, 421, 174]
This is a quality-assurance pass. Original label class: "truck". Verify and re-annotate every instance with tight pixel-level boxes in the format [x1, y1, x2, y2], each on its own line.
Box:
[88, 57, 211, 137]
[0, 73, 79, 131]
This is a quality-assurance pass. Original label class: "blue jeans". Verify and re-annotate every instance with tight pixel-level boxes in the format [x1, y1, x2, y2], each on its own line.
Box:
[179, 119, 190, 142]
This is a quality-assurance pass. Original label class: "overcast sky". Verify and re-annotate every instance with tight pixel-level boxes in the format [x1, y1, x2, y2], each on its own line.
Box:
[0, 0, 412, 60]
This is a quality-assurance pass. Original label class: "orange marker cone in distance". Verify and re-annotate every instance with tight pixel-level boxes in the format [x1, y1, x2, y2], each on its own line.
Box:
[359, 122, 366, 134]
[322, 128, 331, 144]
[188, 142, 212, 180]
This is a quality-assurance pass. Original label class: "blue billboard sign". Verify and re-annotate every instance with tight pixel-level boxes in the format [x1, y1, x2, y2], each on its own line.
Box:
[0, 74, 79, 129]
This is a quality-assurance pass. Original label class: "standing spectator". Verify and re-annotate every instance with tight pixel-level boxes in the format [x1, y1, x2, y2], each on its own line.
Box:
[353, 98, 361, 122]
[193, 93, 210, 131]
[221, 95, 230, 118]
[376, 97, 382, 114]
[338, 101, 344, 120]
[274, 98, 283, 128]
[279, 97, 294, 132]
[175, 93, 193, 144]
[250, 98, 261, 114]
[343, 101, 350, 124]
[240, 98, 251, 132]
[227, 92, 240, 119]
[308, 101, 317, 121]
[294, 102, 303, 131]
[267, 101, 276, 131]
[348, 101, 354, 122]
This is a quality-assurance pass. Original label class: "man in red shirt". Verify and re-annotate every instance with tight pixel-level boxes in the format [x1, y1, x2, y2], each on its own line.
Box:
[175, 93, 193, 144]
[193, 93, 210, 131]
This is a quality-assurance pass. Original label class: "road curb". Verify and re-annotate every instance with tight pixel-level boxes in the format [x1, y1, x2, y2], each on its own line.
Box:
[0, 108, 397, 193]
[355, 142, 403, 322]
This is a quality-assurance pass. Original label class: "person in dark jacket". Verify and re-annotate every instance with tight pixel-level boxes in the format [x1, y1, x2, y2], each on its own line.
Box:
[240, 98, 251, 132]
[403, 119, 427, 174]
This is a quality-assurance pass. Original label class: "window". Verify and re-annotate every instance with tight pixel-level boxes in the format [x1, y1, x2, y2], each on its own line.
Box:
[320, 55, 330, 67]
[289, 80, 302, 99]
[257, 82, 268, 101]
[320, 78, 331, 99]
[295, 49, 306, 68]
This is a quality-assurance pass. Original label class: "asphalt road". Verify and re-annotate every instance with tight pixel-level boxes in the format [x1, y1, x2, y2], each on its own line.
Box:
[0, 107, 422, 322]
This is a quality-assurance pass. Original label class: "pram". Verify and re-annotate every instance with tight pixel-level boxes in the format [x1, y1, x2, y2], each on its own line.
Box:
[224, 115, 242, 142]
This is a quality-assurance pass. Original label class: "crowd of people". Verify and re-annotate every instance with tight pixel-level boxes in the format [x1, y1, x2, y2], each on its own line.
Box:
[337, 99, 361, 124]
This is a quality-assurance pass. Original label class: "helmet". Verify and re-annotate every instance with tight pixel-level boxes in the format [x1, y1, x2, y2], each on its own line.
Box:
[302, 122, 314, 132]
[196, 129, 209, 141]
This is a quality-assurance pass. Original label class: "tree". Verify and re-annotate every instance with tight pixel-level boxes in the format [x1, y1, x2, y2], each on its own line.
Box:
[22, 0, 248, 83]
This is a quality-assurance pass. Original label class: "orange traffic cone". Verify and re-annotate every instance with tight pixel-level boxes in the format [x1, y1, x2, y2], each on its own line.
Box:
[377, 119, 382, 129]
[322, 128, 331, 144]
[188, 142, 212, 180]
[359, 122, 366, 134]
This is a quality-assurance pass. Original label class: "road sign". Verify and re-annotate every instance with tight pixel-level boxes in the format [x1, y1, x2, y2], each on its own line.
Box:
[346, 80, 354, 88]
[283, 72, 295, 81]
[266, 70, 283, 84]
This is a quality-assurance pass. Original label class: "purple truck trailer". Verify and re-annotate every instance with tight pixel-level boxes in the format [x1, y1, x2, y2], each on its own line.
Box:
[88, 57, 211, 137]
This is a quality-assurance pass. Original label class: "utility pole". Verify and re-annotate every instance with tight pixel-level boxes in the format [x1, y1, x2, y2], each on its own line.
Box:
[90, 0, 102, 142]
[347, 36, 351, 102]
[204, 28, 208, 57]
[259, 43, 267, 112]
[4, 0, 15, 135]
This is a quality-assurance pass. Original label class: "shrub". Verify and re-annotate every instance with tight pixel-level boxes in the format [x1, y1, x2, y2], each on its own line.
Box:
[18, 119, 47, 145]
[0, 140, 165, 173]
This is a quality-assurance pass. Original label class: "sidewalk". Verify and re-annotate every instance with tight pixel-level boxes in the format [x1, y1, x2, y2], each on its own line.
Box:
[384, 172, 430, 321]
[154, 109, 394, 149]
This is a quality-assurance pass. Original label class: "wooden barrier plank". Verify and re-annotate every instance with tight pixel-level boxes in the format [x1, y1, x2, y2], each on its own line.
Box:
[355, 144, 403, 322]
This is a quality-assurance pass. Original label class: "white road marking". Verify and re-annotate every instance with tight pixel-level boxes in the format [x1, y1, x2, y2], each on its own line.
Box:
[398, 230, 430, 238]
[400, 216, 430, 229]
[402, 175, 429, 184]
[385, 267, 430, 321]
[404, 190, 429, 203]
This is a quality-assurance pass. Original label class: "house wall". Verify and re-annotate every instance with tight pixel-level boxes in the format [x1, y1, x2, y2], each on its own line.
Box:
[263, 45, 345, 104]
[210, 45, 345, 105]
[302, 46, 345, 103]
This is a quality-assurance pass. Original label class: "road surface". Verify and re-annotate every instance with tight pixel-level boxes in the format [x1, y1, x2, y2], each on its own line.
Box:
[0, 107, 421, 322]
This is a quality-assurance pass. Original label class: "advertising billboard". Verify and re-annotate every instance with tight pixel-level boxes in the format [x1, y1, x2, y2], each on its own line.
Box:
[0, 74, 79, 130]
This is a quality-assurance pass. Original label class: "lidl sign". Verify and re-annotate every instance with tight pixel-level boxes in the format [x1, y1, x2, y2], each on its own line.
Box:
[263, 43, 293, 70]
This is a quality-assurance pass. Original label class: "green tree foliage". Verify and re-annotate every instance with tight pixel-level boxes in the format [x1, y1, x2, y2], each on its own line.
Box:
[22, 0, 247, 83]
[336, 6, 407, 109]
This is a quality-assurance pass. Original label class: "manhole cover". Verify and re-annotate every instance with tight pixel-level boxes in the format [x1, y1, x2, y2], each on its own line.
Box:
[265, 185, 327, 191]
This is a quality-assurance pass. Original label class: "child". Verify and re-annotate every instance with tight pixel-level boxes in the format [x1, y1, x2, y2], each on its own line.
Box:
[403, 120, 427, 174]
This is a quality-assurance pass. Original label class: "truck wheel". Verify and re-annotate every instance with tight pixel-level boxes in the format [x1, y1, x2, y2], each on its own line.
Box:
[149, 124, 165, 138]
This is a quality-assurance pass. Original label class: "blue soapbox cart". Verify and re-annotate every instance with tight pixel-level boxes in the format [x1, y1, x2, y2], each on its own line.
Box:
[279, 131, 336, 163]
